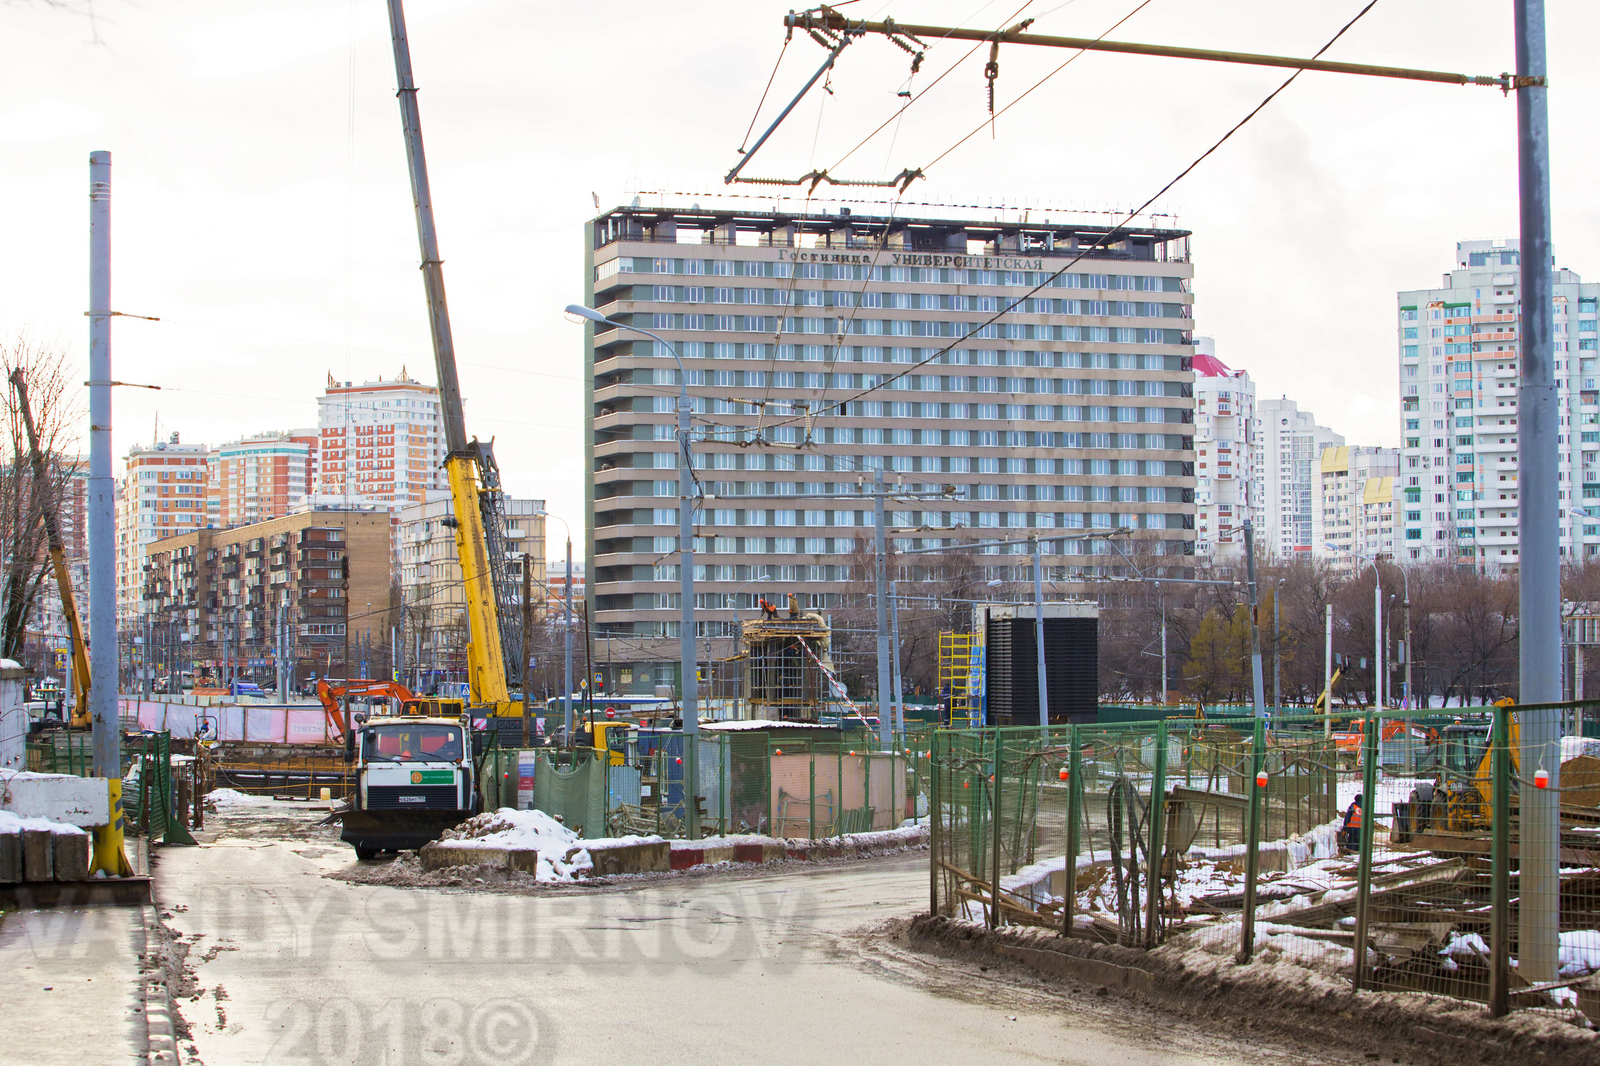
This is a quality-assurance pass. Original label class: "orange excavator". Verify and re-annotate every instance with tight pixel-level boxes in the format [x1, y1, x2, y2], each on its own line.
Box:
[315, 679, 465, 741]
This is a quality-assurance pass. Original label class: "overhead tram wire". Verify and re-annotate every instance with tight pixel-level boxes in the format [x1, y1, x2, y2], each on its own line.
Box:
[757, 0, 1388, 433]
[737, 35, 793, 156]
[920, 0, 1156, 173]
[823, 0, 1038, 176]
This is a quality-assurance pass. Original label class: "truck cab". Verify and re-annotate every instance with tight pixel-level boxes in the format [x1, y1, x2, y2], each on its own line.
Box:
[339, 715, 480, 859]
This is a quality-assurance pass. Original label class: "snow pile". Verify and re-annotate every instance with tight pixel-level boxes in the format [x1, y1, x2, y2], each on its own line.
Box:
[0, 809, 87, 836]
[205, 787, 274, 808]
[435, 808, 666, 882]
[1559, 929, 1600, 977]
[1562, 736, 1600, 762]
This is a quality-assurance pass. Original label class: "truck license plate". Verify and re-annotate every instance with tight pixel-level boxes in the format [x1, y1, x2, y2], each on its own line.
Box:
[398, 795, 426, 804]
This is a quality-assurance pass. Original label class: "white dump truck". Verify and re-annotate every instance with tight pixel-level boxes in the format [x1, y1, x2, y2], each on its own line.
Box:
[336, 714, 482, 859]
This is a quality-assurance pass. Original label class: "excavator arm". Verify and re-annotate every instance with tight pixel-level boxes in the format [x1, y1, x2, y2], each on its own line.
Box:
[11, 369, 91, 729]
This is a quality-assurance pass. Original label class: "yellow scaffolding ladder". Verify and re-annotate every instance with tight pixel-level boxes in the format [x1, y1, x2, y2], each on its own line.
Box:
[939, 632, 977, 729]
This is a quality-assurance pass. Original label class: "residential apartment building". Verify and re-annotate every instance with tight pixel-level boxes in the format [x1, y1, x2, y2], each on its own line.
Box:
[1191, 339, 1259, 556]
[116, 435, 210, 613]
[315, 371, 446, 510]
[397, 491, 546, 684]
[205, 431, 316, 529]
[584, 204, 1197, 693]
[1313, 445, 1400, 568]
[1398, 238, 1596, 572]
[140, 509, 393, 682]
[1255, 397, 1343, 557]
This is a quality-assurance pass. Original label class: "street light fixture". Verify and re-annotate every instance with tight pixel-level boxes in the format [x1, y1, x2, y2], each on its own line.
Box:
[565, 302, 702, 840]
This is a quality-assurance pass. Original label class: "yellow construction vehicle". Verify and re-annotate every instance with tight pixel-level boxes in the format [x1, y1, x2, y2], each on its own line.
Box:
[12, 369, 91, 729]
[384, 0, 524, 731]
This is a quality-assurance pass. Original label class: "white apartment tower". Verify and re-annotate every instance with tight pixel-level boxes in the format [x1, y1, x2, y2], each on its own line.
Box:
[1254, 397, 1343, 557]
[1191, 338, 1259, 556]
[315, 370, 447, 510]
[1398, 239, 1594, 573]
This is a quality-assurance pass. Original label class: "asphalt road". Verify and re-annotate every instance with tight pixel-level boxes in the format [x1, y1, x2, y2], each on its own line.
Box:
[153, 807, 1350, 1066]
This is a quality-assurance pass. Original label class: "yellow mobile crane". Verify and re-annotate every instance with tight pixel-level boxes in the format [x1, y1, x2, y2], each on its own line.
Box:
[11, 368, 92, 729]
[384, 0, 523, 727]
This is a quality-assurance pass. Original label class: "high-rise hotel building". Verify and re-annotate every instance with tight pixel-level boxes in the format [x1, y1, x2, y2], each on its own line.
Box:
[582, 205, 1198, 692]
[1398, 239, 1597, 572]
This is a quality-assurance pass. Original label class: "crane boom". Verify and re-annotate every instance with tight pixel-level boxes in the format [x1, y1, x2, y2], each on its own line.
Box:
[11, 368, 92, 728]
[384, 0, 518, 719]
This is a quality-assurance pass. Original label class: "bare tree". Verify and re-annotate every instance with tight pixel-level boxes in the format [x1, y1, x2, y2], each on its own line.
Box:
[0, 337, 83, 667]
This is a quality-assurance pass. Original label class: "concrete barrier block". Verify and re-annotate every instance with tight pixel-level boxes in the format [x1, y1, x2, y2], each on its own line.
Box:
[22, 828, 53, 882]
[0, 829, 19, 883]
[587, 840, 669, 875]
[418, 843, 539, 874]
[52, 832, 89, 881]
[1, 776, 111, 827]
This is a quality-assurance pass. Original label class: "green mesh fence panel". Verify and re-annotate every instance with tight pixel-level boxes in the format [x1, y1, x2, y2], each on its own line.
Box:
[531, 753, 609, 838]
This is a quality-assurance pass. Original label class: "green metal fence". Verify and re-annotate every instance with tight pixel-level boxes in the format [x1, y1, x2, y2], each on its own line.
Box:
[929, 703, 1600, 1024]
[124, 731, 196, 846]
[25, 730, 95, 775]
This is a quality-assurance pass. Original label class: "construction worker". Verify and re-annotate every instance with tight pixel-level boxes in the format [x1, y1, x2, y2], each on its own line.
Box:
[787, 592, 800, 618]
[759, 598, 779, 620]
[1342, 793, 1364, 852]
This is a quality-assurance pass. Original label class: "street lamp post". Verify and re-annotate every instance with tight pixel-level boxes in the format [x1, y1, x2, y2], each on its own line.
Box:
[566, 303, 701, 840]
[1326, 544, 1405, 710]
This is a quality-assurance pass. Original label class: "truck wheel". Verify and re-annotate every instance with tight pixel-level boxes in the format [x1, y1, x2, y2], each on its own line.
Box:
[353, 845, 378, 861]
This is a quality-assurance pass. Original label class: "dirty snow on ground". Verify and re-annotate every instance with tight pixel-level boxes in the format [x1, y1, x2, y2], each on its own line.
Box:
[434, 808, 665, 881]
[0, 809, 88, 836]
[205, 787, 275, 807]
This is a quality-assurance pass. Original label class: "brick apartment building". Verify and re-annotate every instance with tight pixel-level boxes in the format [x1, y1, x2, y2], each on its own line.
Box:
[140, 509, 394, 684]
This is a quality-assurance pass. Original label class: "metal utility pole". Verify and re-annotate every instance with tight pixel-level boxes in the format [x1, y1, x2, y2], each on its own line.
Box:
[521, 558, 533, 746]
[563, 535, 574, 742]
[1158, 583, 1167, 705]
[1323, 603, 1334, 738]
[1243, 521, 1266, 717]
[873, 468, 892, 749]
[1373, 578, 1384, 711]
[1272, 579, 1281, 713]
[142, 613, 152, 699]
[1515, 0, 1560, 987]
[1032, 535, 1049, 729]
[889, 579, 905, 735]
[87, 150, 128, 876]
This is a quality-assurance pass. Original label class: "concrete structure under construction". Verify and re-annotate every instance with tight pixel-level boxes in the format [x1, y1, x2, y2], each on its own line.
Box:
[139, 509, 394, 685]
[583, 203, 1198, 694]
[738, 600, 836, 721]
[1398, 238, 1600, 573]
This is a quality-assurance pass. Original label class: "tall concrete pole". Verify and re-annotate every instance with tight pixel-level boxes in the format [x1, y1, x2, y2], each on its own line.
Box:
[873, 468, 891, 749]
[87, 151, 127, 875]
[1032, 535, 1049, 728]
[1243, 521, 1266, 716]
[1515, 0, 1560, 986]
[1159, 586, 1167, 705]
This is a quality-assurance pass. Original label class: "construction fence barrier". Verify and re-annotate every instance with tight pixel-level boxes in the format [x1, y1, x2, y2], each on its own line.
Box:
[928, 703, 1600, 1024]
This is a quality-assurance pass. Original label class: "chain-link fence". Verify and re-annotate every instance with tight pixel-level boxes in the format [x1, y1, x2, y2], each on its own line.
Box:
[929, 703, 1600, 1024]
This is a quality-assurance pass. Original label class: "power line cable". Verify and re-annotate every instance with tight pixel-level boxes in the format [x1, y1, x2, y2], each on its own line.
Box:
[760, 0, 1385, 432]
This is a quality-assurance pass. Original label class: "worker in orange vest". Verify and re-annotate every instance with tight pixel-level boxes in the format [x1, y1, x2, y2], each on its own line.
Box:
[1341, 793, 1364, 852]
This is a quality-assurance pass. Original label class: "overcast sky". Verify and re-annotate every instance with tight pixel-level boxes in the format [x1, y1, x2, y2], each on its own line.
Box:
[2, 0, 1596, 554]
